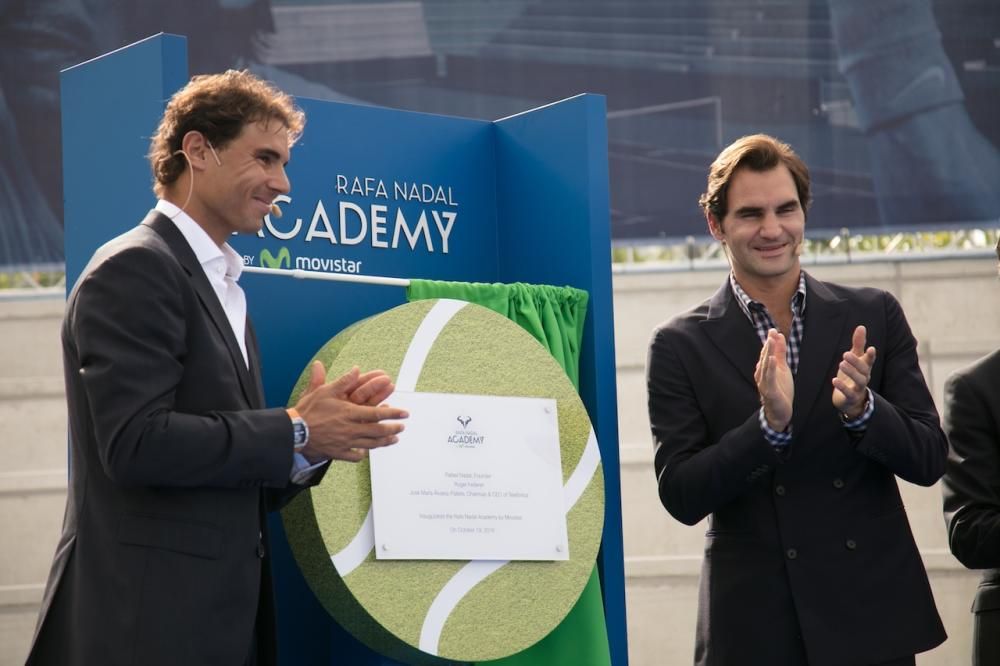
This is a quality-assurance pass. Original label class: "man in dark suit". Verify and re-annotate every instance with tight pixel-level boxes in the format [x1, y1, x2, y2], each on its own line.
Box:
[942, 239, 1000, 666]
[647, 134, 947, 665]
[27, 70, 408, 666]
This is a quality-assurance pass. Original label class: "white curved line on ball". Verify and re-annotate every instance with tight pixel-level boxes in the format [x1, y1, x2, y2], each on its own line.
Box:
[419, 559, 507, 654]
[562, 428, 600, 512]
[330, 299, 468, 576]
[395, 298, 469, 391]
[330, 506, 374, 576]
[418, 428, 602, 654]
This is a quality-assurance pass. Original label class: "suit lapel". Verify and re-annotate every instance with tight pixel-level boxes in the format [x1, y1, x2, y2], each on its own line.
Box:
[700, 274, 852, 436]
[245, 320, 267, 409]
[144, 211, 259, 407]
[701, 280, 761, 391]
[791, 273, 850, 432]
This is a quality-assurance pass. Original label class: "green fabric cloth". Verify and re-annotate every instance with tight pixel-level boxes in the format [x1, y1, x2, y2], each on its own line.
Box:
[406, 279, 611, 666]
[406, 280, 588, 390]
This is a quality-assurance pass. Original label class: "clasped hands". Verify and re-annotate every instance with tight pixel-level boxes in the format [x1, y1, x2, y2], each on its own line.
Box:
[755, 325, 876, 432]
[293, 361, 408, 464]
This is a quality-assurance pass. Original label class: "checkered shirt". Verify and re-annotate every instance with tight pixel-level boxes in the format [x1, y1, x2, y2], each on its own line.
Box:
[730, 273, 805, 448]
[729, 272, 873, 449]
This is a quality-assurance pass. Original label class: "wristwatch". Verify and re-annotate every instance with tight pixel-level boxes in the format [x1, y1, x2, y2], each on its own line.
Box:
[839, 394, 870, 424]
[287, 408, 309, 451]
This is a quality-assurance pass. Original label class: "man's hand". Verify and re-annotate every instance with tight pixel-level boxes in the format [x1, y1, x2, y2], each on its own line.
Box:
[755, 329, 793, 431]
[294, 362, 408, 463]
[832, 325, 877, 420]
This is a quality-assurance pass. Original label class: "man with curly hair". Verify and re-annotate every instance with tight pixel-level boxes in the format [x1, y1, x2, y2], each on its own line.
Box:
[28, 70, 408, 666]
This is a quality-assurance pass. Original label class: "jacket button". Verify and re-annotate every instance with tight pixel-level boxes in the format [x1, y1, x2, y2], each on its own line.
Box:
[786, 548, 798, 560]
[846, 539, 857, 551]
[833, 478, 845, 489]
[257, 540, 266, 558]
[775, 485, 786, 496]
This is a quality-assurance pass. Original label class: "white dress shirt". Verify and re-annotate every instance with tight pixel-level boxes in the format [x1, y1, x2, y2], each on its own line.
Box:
[156, 200, 324, 482]
[156, 200, 248, 366]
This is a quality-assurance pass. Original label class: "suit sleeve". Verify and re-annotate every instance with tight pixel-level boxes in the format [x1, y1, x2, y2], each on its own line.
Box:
[69, 243, 294, 489]
[942, 369, 1000, 568]
[647, 324, 782, 526]
[852, 292, 948, 486]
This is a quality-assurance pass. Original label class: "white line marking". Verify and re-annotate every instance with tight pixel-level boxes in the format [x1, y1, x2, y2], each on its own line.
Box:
[418, 427, 601, 655]
[330, 507, 374, 576]
[330, 299, 469, 576]
[396, 299, 469, 391]
[563, 428, 600, 511]
[419, 560, 507, 653]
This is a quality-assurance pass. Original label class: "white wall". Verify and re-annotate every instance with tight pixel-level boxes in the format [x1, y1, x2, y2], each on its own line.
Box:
[0, 295, 66, 666]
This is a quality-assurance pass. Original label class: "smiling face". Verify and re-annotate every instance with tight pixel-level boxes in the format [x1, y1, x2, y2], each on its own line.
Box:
[707, 164, 804, 294]
[186, 120, 292, 245]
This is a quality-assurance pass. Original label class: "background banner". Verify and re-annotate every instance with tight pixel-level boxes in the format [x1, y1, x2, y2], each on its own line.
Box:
[6, 0, 999, 268]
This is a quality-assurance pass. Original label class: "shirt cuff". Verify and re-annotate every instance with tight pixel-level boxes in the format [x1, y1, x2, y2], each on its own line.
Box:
[759, 407, 792, 448]
[841, 388, 875, 431]
[290, 452, 327, 485]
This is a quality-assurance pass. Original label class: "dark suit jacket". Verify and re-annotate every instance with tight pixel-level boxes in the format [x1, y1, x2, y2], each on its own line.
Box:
[28, 211, 320, 666]
[647, 273, 947, 666]
[942, 349, 1000, 658]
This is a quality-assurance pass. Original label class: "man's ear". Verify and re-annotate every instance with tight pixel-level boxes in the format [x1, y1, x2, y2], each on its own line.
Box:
[179, 131, 212, 171]
[706, 212, 725, 242]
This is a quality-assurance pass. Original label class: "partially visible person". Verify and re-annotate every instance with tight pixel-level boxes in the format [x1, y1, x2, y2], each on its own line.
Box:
[648, 133, 947, 665]
[942, 238, 1000, 666]
[27, 69, 407, 666]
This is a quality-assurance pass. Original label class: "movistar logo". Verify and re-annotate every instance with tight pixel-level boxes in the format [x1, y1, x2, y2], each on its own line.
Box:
[260, 247, 291, 269]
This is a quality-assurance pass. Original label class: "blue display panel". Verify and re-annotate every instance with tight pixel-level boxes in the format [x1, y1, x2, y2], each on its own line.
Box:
[61, 33, 627, 666]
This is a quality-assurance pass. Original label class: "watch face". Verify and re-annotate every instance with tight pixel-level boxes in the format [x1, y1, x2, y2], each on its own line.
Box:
[292, 420, 308, 448]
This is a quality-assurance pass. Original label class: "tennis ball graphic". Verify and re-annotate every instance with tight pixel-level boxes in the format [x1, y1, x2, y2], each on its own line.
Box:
[282, 299, 603, 664]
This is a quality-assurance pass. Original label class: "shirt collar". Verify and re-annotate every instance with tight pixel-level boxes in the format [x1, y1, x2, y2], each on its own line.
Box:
[155, 200, 243, 281]
[729, 271, 807, 320]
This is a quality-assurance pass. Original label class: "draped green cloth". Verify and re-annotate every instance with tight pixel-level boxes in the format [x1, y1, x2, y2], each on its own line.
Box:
[406, 279, 611, 666]
[407, 280, 588, 389]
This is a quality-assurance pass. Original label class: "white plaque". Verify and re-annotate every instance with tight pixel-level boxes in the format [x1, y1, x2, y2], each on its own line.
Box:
[369, 391, 569, 561]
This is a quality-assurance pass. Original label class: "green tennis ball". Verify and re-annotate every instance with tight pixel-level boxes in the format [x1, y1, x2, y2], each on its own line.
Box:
[282, 299, 604, 664]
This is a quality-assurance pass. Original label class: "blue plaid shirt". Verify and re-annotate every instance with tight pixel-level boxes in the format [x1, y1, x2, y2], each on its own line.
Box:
[730, 272, 873, 449]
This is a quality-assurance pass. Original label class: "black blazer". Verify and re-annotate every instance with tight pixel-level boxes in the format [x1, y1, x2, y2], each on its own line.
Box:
[943, 350, 1000, 653]
[647, 273, 947, 666]
[28, 211, 322, 666]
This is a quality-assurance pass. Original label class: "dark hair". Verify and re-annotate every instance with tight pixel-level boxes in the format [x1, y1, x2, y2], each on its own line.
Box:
[148, 69, 304, 197]
[699, 134, 811, 221]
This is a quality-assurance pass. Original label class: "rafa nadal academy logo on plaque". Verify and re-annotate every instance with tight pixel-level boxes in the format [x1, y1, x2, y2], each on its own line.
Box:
[448, 414, 484, 448]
